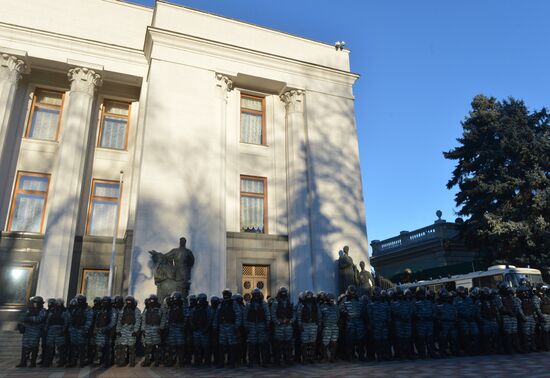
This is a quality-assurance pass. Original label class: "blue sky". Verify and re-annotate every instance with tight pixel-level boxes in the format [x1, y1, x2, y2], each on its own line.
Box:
[136, 0, 550, 243]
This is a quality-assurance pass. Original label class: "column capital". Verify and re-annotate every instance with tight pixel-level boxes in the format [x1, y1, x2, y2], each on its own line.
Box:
[280, 89, 305, 113]
[67, 66, 102, 95]
[0, 53, 30, 83]
[215, 73, 233, 101]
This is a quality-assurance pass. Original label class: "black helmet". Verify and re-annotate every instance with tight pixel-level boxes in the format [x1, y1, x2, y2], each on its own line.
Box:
[124, 295, 136, 308]
[222, 289, 232, 300]
[76, 294, 87, 307]
[277, 287, 289, 299]
[252, 288, 262, 300]
[113, 295, 124, 309]
[210, 296, 220, 306]
[93, 297, 101, 306]
[197, 293, 208, 306]
[47, 298, 56, 308]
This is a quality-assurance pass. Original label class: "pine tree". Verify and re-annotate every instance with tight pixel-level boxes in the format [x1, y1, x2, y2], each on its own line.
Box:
[444, 95, 550, 280]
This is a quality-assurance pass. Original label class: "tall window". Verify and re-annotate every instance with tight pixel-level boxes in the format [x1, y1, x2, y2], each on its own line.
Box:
[0, 266, 33, 305]
[25, 89, 64, 141]
[240, 94, 265, 145]
[98, 100, 131, 150]
[81, 269, 109, 299]
[87, 180, 120, 237]
[8, 172, 50, 233]
[240, 176, 267, 233]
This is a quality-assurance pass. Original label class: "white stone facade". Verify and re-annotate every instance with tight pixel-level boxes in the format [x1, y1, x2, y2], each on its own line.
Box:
[0, 0, 369, 303]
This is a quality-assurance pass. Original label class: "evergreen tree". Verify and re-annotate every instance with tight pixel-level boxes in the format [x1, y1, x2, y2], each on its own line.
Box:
[444, 95, 550, 279]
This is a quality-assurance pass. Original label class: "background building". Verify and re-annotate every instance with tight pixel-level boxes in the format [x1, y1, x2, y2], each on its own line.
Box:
[0, 0, 369, 322]
[370, 211, 481, 283]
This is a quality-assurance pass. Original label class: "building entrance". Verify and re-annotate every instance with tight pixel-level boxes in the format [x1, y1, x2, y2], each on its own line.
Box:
[242, 264, 270, 298]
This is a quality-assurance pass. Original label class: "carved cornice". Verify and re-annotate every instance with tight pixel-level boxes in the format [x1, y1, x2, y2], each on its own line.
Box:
[0, 53, 30, 83]
[280, 89, 305, 113]
[67, 66, 103, 95]
[215, 73, 233, 101]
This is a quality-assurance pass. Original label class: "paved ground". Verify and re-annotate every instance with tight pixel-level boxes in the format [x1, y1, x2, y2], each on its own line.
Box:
[0, 352, 549, 378]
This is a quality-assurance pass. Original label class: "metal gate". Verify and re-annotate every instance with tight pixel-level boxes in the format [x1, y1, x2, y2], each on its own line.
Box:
[242, 265, 270, 298]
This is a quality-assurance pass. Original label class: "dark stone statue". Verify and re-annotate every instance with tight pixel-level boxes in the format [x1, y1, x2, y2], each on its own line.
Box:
[357, 261, 374, 295]
[338, 245, 358, 294]
[149, 237, 195, 300]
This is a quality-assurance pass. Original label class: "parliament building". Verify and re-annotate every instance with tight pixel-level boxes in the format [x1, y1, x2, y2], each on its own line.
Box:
[0, 0, 370, 318]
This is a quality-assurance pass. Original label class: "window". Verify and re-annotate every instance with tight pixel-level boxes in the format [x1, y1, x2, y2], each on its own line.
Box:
[0, 266, 33, 305]
[25, 89, 64, 141]
[98, 100, 131, 150]
[240, 94, 265, 145]
[240, 176, 267, 233]
[87, 180, 121, 237]
[81, 269, 109, 299]
[8, 172, 50, 233]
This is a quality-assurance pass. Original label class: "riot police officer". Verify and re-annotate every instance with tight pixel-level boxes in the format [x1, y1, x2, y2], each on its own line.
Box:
[189, 293, 213, 366]
[93, 296, 117, 367]
[67, 295, 93, 368]
[297, 290, 320, 363]
[270, 287, 294, 365]
[115, 296, 142, 367]
[141, 294, 165, 367]
[244, 288, 271, 367]
[213, 289, 242, 368]
[16, 296, 46, 368]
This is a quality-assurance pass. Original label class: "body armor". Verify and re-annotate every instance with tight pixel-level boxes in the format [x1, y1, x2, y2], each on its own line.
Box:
[95, 310, 111, 328]
[481, 301, 497, 320]
[121, 308, 136, 325]
[49, 310, 64, 326]
[541, 297, 550, 315]
[247, 303, 266, 322]
[168, 307, 184, 323]
[219, 301, 236, 324]
[72, 309, 85, 327]
[522, 299, 534, 316]
[502, 297, 515, 315]
[276, 301, 293, 321]
[191, 308, 208, 329]
[301, 303, 318, 323]
[145, 308, 161, 325]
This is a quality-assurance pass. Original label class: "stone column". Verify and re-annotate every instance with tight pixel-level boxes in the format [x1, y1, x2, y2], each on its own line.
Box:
[36, 66, 102, 299]
[280, 89, 315, 296]
[0, 51, 30, 227]
[214, 73, 232, 292]
[0, 51, 29, 163]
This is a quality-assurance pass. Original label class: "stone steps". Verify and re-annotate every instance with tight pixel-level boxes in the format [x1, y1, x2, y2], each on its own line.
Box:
[0, 331, 22, 362]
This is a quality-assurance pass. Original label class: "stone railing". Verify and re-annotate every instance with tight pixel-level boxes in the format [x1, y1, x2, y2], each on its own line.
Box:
[371, 221, 459, 257]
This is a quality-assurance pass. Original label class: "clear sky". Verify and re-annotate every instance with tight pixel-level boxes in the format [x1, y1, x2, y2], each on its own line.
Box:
[135, 0, 550, 244]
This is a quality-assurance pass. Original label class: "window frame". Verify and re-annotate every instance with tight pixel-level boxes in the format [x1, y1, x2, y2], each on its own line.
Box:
[80, 268, 109, 297]
[240, 175, 268, 234]
[7, 171, 51, 233]
[24, 88, 65, 142]
[97, 99, 132, 151]
[86, 179, 122, 237]
[240, 93, 266, 146]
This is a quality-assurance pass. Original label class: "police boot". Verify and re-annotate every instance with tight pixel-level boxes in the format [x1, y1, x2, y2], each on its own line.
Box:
[261, 343, 270, 367]
[78, 345, 87, 368]
[438, 337, 448, 357]
[216, 347, 225, 368]
[115, 345, 127, 367]
[41, 346, 52, 367]
[542, 331, 550, 351]
[16, 347, 29, 368]
[57, 346, 67, 368]
[176, 346, 185, 368]
[427, 336, 439, 358]
[384, 339, 393, 360]
[128, 346, 136, 367]
[416, 337, 426, 359]
[357, 341, 366, 361]
[329, 342, 337, 363]
[141, 346, 151, 367]
[247, 343, 255, 368]
[164, 346, 175, 367]
[94, 347, 102, 366]
[29, 347, 38, 368]
[228, 345, 237, 369]
[103, 345, 112, 368]
[193, 348, 202, 367]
